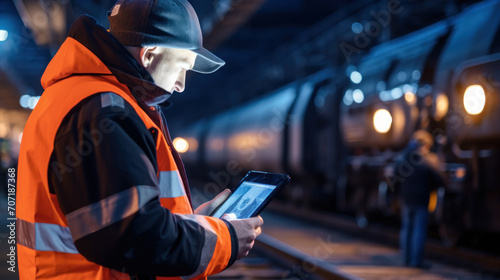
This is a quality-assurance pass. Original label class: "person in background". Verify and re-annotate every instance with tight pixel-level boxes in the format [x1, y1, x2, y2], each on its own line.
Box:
[394, 130, 445, 268]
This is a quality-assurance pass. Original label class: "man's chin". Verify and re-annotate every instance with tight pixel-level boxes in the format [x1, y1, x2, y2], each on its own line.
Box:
[144, 94, 172, 107]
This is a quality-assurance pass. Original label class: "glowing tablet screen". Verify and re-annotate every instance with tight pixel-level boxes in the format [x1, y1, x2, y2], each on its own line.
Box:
[212, 181, 276, 219]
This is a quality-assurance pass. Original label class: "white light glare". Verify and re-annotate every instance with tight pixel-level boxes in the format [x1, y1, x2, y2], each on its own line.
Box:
[350, 71, 362, 84]
[20, 95, 30, 108]
[352, 89, 364, 103]
[27, 96, 40, 110]
[390, 88, 403, 99]
[373, 109, 392, 133]
[0, 30, 8, 42]
[343, 89, 353, 106]
[463, 85, 486, 115]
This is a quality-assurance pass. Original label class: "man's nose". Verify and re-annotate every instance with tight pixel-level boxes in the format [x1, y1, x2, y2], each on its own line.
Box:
[174, 70, 186, 93]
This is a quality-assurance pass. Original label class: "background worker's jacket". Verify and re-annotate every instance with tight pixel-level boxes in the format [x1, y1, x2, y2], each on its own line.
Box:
[393, 143, 445, 207]
[16, 15, 237, 280]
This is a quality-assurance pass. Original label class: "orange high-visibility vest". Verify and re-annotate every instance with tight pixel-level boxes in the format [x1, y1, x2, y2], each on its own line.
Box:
[17, 37, 232, 280]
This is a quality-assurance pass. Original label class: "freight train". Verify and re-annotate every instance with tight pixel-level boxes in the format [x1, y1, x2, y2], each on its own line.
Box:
[173, 0, 500, 245]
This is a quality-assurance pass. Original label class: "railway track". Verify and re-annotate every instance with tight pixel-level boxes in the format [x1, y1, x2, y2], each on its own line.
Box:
[211, 206, 500, 280]
[186, 180, 500, 279]
[209, 234, 362, 280]
[255, 234, 363, 280]
[265, 201, 500, 278]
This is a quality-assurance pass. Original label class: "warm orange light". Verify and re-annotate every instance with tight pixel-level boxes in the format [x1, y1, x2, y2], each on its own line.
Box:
[173, 137, 189, 153]
[0, 123, 8, 138]
[404, 92, 415, 104]
[435, 93, 449, 121]
[186, 137, 198, 152]
[455, 167, 466, 179]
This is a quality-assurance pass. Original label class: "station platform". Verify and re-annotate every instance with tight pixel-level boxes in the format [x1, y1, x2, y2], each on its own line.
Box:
[241, 210, 500, 280]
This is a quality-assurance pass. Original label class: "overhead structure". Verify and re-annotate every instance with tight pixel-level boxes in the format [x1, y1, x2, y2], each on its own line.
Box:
[202, 0, 267, 50]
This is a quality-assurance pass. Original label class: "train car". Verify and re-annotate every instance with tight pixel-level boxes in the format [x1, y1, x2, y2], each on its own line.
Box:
[175, 69, 346, 207]
[173, 0, 500, 245]
[339, 20, 450, 221]
[435, 9, 500, 243]
[340, 0, 500, 242]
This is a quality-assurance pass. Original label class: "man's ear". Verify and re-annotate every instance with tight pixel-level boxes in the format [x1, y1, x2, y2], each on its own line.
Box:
[139, 46, 159, 69]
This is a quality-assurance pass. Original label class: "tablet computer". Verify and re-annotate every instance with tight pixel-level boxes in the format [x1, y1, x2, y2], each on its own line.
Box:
[210, 171, 290, 219]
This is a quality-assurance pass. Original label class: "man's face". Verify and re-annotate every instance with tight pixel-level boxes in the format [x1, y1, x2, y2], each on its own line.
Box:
[143, 47, 197, 93]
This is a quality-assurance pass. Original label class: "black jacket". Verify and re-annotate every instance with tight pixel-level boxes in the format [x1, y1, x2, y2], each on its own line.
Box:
[394, 144, 445, 207]
[46, 15, 237, 278]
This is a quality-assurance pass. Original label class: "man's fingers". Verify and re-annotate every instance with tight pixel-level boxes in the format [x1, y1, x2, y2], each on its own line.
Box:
[255, 226, 262, 236]
[212, 189, 231, 207]
[215, 188, 231, 201]
[230, 217, 264, 261]
[194, 189, 231, 215]
[250, 216, 263, 228]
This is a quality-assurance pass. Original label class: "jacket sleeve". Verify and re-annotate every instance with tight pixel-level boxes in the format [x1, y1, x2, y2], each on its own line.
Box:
[48, 94, 238, 278]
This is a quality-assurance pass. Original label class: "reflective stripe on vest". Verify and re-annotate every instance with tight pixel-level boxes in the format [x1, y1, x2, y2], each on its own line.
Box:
[158, 170, 186, 198]
[17, 185, 159, 253]
[66, 185, 159, 241]
[17, 219, 78, 254]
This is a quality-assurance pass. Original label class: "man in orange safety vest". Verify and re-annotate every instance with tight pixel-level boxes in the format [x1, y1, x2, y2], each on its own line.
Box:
[17, 0, 263, 279]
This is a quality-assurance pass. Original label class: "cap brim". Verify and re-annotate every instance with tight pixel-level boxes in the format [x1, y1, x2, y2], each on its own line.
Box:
[191, 47, 225, 74]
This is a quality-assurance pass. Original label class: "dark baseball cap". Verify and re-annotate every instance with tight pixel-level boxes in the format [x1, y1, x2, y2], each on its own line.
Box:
[108, 0, 225, 74]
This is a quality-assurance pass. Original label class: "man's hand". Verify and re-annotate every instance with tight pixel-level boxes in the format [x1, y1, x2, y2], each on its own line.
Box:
[224, 216, 264, 260]
[195, 189, 264, 259]
[194, 189, 231, 216]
